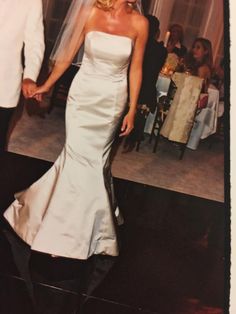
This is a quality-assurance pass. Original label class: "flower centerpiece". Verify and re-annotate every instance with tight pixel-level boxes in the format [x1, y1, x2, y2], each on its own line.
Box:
[161, 53, 179, 77]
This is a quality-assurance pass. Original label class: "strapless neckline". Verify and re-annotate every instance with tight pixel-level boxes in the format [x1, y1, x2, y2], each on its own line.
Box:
[85, 30, 134, 43]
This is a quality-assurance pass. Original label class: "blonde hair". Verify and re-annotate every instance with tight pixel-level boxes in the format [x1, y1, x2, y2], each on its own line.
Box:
[95, 0, 116, 10]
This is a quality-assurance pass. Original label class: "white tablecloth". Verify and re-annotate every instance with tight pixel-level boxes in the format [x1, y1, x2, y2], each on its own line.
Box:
[187, 85, 220, 150]
[144, 77, 222, 150]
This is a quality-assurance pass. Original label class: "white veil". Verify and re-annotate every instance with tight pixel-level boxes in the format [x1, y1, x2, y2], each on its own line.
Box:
[50, 0, 95, 64]
[135, 0, 143, 13]
[50, 0, 143, 65]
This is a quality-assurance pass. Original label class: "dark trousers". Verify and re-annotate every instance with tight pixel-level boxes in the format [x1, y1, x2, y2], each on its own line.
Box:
[0, 107, 15, 153]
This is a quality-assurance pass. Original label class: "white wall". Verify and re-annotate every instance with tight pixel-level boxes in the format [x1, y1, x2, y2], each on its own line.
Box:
[149, 0, 224, 64]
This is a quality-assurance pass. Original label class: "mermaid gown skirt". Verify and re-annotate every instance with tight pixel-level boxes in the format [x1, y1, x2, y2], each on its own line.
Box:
[4, 31, 133, 259]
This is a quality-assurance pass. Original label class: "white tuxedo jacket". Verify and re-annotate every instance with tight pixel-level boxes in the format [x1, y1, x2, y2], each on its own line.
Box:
[0, 0, 45, 108]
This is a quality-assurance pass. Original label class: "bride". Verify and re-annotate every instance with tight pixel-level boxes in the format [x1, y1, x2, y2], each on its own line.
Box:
[3, 0, 148, 260]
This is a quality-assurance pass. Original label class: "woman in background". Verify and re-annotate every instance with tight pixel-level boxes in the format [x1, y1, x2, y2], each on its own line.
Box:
[167, 24, 187, 59]
[184, 37, 213, 92]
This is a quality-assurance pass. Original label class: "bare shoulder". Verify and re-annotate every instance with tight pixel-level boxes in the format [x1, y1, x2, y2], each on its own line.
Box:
[132, 12, 148, 30]
[131, 12, 148, 39]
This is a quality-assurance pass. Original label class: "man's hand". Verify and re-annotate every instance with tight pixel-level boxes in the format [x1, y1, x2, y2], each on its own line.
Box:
[22, 78, 37, 99]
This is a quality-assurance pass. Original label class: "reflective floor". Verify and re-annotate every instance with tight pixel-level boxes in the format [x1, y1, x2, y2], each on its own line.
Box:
[0, 152, 227, 314]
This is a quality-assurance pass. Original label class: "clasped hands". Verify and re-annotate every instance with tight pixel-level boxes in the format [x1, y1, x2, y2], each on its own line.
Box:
[22, 79, 134, 136]
[22, 78, 49, 102]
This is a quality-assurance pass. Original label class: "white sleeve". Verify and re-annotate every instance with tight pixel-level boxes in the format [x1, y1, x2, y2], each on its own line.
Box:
[23, 0, 45, 81]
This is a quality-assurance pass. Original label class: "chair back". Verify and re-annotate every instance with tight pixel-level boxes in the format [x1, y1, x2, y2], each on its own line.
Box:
[160, 72, 203, 144]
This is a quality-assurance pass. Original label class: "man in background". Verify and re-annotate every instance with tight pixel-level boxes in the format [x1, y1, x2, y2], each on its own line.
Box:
[0, 0, 45, 153]
[123, 15, 167, 152]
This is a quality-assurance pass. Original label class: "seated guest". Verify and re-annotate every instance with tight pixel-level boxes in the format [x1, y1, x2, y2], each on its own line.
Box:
[123, 15, 167, 152]
[166, 24, 187, 59]
[184, 37, 213, 92]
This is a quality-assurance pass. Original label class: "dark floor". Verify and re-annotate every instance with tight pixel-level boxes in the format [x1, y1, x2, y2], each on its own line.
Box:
[0, 152, 227, 314]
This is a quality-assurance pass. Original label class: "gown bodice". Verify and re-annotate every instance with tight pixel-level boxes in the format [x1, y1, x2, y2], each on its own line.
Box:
[80, 31, 133, 81]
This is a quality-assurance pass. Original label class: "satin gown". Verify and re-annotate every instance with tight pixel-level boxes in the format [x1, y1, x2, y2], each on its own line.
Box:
[4, 31, 133, 259]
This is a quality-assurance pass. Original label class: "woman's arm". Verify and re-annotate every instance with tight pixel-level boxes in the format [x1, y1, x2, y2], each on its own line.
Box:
[120, 16, 148, 136]
[32, 32, 85, 98]
[198, 64, 211, 92]
[34, 6, 99, 98]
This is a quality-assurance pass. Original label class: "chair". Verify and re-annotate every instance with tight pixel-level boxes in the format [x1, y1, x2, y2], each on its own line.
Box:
[207, 99, 224, 149]
[149, 96, 169, 152]
[187, 86, 221, 150]
[134, 105, 151, 152]
[149, 79, 177, 153]
[134, 75, 173, 152]
[157, 73, 203, 159]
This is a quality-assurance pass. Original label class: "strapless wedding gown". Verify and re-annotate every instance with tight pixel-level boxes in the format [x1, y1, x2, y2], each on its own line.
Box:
[4, 31, 133, 259]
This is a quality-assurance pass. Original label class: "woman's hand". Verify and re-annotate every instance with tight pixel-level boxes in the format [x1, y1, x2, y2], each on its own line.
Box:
[119, 110, 135, 137]
[30, 84, 51, 102]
